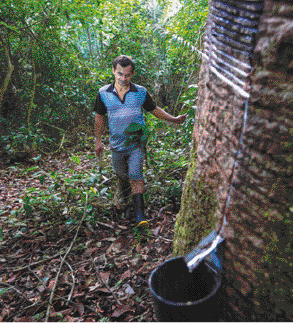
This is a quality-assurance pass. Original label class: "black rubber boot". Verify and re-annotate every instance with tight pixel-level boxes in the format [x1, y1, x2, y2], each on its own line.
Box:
[133, 193, 149, 229]
[119, 178, 131, 203]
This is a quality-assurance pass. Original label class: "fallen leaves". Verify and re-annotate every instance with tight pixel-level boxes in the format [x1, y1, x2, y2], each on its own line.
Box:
[98, 272, 110, 285]
[112, 303, 135, 318]
[0, 155, 177, 322]
[120, 269, 131, 281]
[76, 302, 84, 316]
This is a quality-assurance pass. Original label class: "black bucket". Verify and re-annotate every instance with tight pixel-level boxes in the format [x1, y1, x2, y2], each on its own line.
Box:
[149, 257, 221, 322]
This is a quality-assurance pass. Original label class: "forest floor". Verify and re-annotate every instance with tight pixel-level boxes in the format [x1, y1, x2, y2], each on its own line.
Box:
[0, 152, 179, 322]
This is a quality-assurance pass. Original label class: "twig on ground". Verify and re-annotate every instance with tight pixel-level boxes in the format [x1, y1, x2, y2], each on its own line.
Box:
[149, 234, 173, 242]
[96, 220, 114, 230]
[6, 300, 45, 322]
[28, 255, 50, 295]
[56, 295, 102, 318]
[65, 261, 75, 305]
[28, 257, 76, 310]
[4, 250, 66, 273]
[129, 308, 151, 322]
[95, 220, 128, 231]
[92, 257, 121, 305]
[0, 282, 30, 301]
[157, 206, 166, 217]
[86, 220, 96, 234]
[45, 193, 89, 322]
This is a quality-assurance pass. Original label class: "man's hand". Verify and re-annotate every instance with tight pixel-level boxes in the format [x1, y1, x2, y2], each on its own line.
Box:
[95, 140, 104, 157]
[173, 114, 187, 124]
[151, 107, 187, 125]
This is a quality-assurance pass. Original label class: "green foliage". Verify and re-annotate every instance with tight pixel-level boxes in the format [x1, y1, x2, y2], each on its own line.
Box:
[70, 155, 81, 166]
[145, 0, 208, 112]
[143, 112, 192, 210]
[124, 122, 150, 147]
[166, 0, 209, 41]
[0, 120, 59, 159]
[14, 151, 115, 230]
[1, 0, 208, 145]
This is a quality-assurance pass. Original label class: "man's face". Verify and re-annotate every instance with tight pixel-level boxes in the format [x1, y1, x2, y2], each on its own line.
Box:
[112, 64, 134, 88]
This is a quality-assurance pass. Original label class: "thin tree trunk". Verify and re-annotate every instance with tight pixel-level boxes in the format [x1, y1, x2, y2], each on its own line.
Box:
[0, 33, 14, 107]
[99, 18, 104, 65]
[27, 41, 37, 130]
[86, 26, 93, 61]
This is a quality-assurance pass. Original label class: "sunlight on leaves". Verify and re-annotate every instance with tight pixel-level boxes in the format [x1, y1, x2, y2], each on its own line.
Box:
[70, 155, 81, 165]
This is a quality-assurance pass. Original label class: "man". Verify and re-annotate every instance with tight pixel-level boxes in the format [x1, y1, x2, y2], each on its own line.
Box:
[94, 55, 186, 229]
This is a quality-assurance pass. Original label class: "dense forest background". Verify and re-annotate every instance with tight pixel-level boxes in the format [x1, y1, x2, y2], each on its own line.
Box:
[0, 0, 209, 227]
[1, 0, 208, 160]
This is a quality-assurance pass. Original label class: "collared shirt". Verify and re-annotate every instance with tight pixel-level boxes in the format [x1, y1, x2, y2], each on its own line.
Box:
[94, 82, 156, 151]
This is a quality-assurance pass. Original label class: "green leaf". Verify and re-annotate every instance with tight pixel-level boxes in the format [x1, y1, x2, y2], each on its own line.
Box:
[70, 155, 81, 165]
[0, 22, 20, 33]
[124, 122, 150, 146]
[21, 166, 39, 175]
[90, 187, 97, 195]
[124, 122, 143, 135]
[0, 288, 7, 296]
[125, 137, 134, 147]
[141, 134, 148, 144]
[32, 155, 41, 162]
[81, 192, 86, 204]
[39, 174, 46, 184]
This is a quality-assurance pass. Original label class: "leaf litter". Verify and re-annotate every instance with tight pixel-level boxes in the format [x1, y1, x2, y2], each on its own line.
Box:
[0, 153, 178, 322]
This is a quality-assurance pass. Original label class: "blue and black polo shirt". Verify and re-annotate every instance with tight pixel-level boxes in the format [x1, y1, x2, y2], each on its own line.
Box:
[94, 82, 156, 151]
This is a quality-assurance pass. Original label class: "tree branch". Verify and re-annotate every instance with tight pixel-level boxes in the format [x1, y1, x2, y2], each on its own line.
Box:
[3, 250, 67, 272]
[45, 193, 89, 322]
[65, 261, 75, 305]
[92, 257, 121, 305]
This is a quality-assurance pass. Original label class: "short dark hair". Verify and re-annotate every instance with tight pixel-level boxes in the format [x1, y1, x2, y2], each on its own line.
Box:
[112, 55, 135, 72]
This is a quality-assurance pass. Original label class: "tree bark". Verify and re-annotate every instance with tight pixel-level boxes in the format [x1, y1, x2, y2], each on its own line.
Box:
[173, 0, 293, 320]
[172, 51, 239, 256]
[0, 33, 14, 107]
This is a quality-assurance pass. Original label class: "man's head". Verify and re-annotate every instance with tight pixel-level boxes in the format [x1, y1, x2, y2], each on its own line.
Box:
[112, 55, 135, 88]
[112, 55, 135, 73]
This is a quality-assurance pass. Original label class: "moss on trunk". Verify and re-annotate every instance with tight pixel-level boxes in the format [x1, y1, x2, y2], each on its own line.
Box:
[173, 140, 218, 256]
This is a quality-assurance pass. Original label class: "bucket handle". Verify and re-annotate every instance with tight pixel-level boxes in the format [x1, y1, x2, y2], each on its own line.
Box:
[205, 259, 221, 276]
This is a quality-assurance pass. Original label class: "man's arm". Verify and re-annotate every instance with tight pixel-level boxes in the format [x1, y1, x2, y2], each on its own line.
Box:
[150, 107, 186, 124]
[95, 114, 105, 156]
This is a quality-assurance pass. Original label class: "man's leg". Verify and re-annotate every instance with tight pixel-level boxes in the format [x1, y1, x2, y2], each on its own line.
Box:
[128, 146, 148, 229]
[117, 177, 132, 206]
[111, 150, 131, 209]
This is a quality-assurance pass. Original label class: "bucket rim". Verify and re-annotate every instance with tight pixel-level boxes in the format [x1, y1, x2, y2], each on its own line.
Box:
[148, 256, 221, 307]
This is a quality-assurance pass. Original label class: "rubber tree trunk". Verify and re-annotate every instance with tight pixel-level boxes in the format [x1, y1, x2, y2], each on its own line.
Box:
[173, 0, 293, 319]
